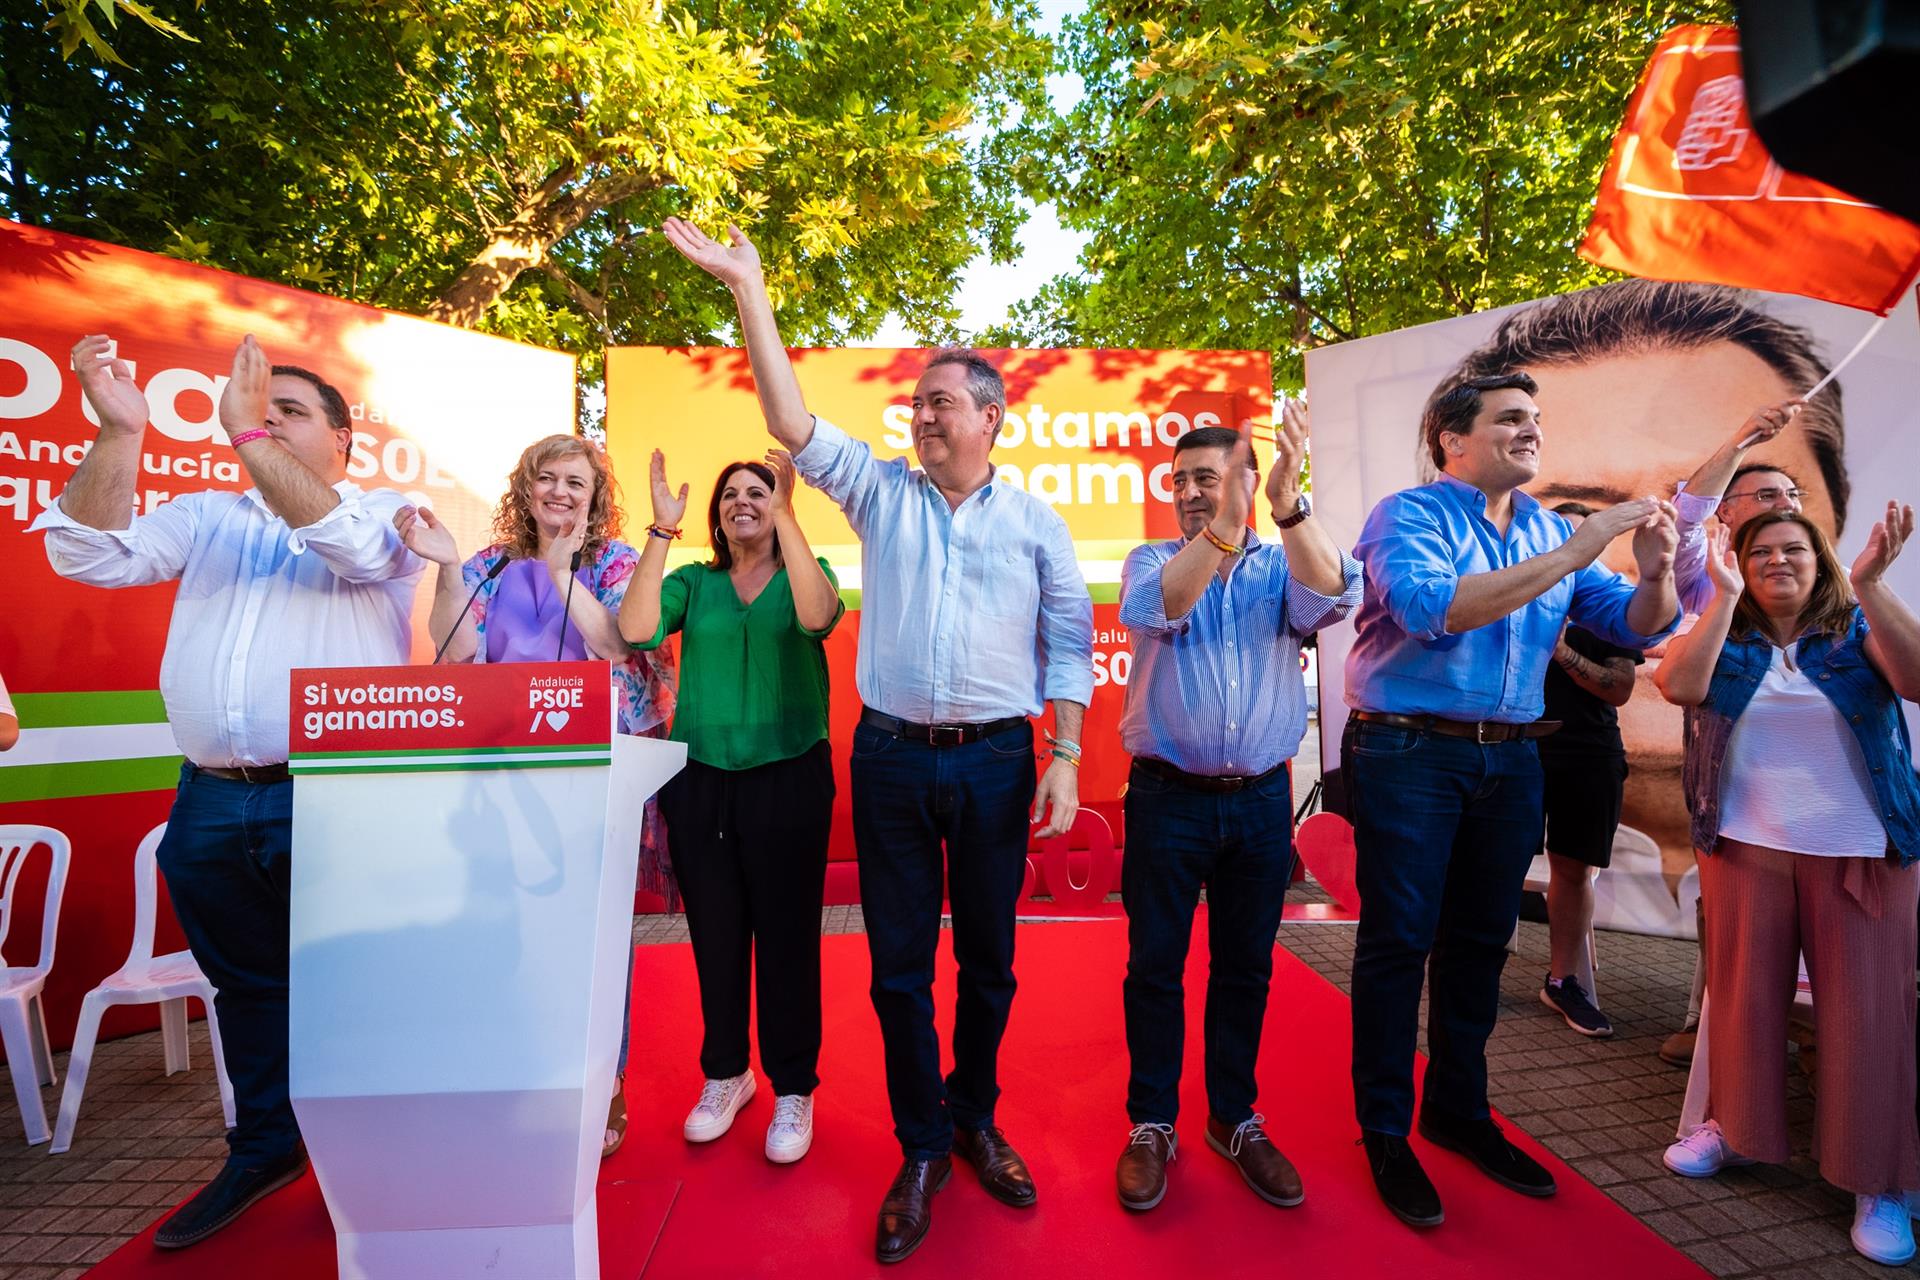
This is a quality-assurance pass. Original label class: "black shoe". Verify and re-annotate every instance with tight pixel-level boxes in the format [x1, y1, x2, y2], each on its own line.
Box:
[153, 1147, 309, 1249]
[1360, 1131, 1443, 1227]
[952, 1124, 1037, 1208]
[1541, 975, 1613, 1038]
[1417, 1111, 1556, 1197]
[876, 1156, 952, 1264]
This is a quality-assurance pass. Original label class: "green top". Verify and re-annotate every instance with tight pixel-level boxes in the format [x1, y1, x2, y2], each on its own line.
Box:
[634, 557, 843, 771]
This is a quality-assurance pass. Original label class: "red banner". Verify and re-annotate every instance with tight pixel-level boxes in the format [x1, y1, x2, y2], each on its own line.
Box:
[1581, 25, 1920, 313]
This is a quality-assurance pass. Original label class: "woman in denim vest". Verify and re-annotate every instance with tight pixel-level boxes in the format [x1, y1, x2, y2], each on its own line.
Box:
[1653, 504, 1920, 1266]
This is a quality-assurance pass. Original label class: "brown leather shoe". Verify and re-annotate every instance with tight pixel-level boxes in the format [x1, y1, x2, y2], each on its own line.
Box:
[952, 1124, 1037, 1208]
[1206, 1114, 1304, 1207]
[876, 1156, 951, 1264]
[1116, 1122, 1177, 1211]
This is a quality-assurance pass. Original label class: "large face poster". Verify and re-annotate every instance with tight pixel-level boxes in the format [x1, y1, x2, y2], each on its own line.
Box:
[1307, 280, 1920, 917]
[604, 347, 1276, 857]
[0, 221, 575, 1049]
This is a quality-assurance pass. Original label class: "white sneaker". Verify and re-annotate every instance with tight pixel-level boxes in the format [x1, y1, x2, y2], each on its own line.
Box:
[1662, 1121, 1756, 1178]
[765, 1094, 815, 1164]
[683, 1071, 756, 1143]
[1853, 1194, 1917, 1266]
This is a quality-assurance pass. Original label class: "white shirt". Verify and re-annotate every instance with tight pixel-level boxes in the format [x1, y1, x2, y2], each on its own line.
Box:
[0, 670, 13, 721]
[31, 482, 423, 766]
[1719, 642, 1890, 858]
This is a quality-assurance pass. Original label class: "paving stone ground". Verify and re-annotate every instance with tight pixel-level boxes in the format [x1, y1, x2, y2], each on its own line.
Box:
[3, 732, 1910, 1278]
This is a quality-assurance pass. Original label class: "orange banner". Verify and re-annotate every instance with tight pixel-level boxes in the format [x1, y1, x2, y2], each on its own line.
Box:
[1581, 25, 1920, 313]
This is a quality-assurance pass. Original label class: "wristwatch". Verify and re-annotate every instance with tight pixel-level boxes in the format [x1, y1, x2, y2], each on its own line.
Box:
[1276, 494, 1312, 529]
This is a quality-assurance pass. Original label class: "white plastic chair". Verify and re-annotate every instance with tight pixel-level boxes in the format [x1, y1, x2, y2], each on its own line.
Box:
[0, 825, 72, 1145]
[50, 823, 234, 1153]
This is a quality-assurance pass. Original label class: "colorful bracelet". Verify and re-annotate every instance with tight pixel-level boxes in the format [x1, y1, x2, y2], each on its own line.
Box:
[1044, 733, 1082, 756]
[1050, 750, 1082, 769]
[1200, 526, 1244, 556]
[228, 428, 272, 448]
[646, 524, 682, 541]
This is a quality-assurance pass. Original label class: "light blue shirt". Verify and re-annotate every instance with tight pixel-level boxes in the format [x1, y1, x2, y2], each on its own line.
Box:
[1344, 474, 1677, 723]
[1120, 531, 1362, 776]
[792, 418, 1094, 722]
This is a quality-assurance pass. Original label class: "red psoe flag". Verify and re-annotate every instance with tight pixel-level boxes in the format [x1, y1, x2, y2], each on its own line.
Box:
[1581, 25, 1920, 314]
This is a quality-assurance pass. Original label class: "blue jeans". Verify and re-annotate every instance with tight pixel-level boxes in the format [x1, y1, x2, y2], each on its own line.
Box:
[1121, 761, 1295, 1126]
[850, 719, 1036, 1159]
[1342, 719, 1543, 1136]
[154, 764, 301, 1164]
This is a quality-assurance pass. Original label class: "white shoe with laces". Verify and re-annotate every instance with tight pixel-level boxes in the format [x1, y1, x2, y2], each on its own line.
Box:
[765, 1094, 814, 1164]
[683, 1070, 756, 1143]
[1662, 1121, 1755, 1178]
[1852, 1194, 1916, 1266]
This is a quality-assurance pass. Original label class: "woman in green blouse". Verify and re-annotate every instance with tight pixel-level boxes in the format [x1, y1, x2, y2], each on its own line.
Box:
[619, 448, 842, 1164]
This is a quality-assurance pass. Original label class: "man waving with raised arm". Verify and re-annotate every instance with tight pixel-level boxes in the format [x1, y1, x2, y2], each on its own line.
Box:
[664, 218, 1094, 1265]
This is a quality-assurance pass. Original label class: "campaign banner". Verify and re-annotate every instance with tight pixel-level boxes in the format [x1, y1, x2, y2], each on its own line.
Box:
[289, 661, 614, 774]
[1306, 280, 1920, 934]
[604, 347, 1278, 855]
[0, 221, 575, 1051]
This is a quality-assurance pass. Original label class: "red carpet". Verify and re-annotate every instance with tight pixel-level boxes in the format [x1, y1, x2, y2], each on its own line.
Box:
[91, 917, 1704, 1279]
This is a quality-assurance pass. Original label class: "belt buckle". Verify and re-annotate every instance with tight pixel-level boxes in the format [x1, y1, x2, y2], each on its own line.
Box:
[1475, 721, 1494, 745]
[928, 724, 966, 747]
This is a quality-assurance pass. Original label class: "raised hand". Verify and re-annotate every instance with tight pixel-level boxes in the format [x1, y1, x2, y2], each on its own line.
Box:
[546, 514, 587, 584]
[218, 335, 272, 439]
[1266, 397, 1309, 513]
[1705, 524, 1744, 600]
[1732, 400, 1802, 450]
[660, 218, 764, 291]
[1563, 496, 1661, 568]
[70, 335, 149, 437]
[1631, 498, 1680, 581]
[1211, 419, 1257, 540]
[393, 505, 461, 567]
[1851, 500, 1914, 590]
[649, 449, 690, 527]
[765, 448, 798, 515]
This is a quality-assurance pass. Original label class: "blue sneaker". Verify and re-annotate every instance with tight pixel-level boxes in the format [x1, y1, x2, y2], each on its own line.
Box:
[1541, 975, 1613, 1038]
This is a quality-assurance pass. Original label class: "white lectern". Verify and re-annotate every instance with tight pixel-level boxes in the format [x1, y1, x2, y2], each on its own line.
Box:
[284, 661, 685, 1279]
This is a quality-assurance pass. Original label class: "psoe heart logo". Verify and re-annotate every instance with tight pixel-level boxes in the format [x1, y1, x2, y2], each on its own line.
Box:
[528, 679, 586, 734]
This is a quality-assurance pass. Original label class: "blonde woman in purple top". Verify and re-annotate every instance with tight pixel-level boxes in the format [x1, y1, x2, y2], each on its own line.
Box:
[393, 433, 675, 1160]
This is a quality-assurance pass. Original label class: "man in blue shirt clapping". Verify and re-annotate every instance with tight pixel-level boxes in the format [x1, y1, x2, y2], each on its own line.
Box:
[1342, 372, 1680, 1228]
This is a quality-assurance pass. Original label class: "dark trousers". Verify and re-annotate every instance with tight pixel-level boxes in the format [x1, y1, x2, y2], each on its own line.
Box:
[850, 718, 1036, 1159]
[1121, 761, 1295, 1127]
[1343, 719, 1543, 1135]
[659, 742, 834, 1097]
[154, 764, 300, 1164]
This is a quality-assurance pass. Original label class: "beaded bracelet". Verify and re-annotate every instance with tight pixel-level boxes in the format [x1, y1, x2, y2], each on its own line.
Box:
[1200, 526, 1244, 556]
[229, 428, 272, 448]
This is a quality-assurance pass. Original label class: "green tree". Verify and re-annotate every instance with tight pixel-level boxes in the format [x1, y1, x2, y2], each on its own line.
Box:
[993, 1, 1732, 380]
[4, 1, 1049, 396]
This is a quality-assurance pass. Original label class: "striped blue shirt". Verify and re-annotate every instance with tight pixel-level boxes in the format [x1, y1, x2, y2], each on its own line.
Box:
[1119, 532, 1362, 776]
[792, 418, 1094, 722]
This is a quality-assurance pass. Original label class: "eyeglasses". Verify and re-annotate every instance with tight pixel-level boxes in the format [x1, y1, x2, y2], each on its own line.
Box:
[1725, 486, 1807, 505]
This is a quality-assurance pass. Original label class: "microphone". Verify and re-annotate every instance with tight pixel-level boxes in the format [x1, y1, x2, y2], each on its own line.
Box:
[433, 555, 510, 664]
[555, 546, 583, 662]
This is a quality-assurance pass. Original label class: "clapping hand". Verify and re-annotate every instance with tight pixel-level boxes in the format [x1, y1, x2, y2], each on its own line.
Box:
[765, 448, 798, 515]
[1705, 524, 1744, 601]
[1266, 398, 1309, 514]
[70, 335, 148, 437]
[218, 335, 271, 440]
[661, 218, 764, 291]
[650, 449, 690, 528]
[1850, 500, 1914, 591]
[1631, 499, 1680, 581]
[547, 514, 587, 585]
[393, 505, 461, 567]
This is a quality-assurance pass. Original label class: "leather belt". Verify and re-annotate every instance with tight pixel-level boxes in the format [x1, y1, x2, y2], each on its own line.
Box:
[860, 707, 1027, 747]
[192, 761, 292, 784]
[1351, 711, 1560, 744]
[1133, 757, 1288, 794]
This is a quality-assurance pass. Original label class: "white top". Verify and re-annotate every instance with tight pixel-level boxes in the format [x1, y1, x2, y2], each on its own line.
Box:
[1718, 642, 1890, 858]
[0, 670, 13, 720]
[31, 483, 423, 766]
